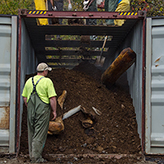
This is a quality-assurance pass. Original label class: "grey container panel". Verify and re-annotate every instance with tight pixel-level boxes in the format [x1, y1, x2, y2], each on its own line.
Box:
[19, 19, 36, 145]
[146, 18, 164, 154]
[126, 21, 143, 140]
[104, 20, 143, 141]
[0, 16, 17, 153]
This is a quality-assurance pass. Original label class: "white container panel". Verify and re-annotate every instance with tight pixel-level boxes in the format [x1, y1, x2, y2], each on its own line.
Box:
[146, 17, 164, 154]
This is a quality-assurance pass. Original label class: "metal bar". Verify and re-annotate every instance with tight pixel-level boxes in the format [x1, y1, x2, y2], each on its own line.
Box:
[39, 58, 84, 63]
[142, 16, 146, 154]
[43, 40, 112, 48]
[50, 64, 80, 68]
[26, 25, 131, 36]
[16, 15, 21, 156]
[36, 50, 109, 56]
[145, 18, 152, 154]
[19, 10, 146, 19]
[9, 16, 17, 154]
[49, 65, 77, 69]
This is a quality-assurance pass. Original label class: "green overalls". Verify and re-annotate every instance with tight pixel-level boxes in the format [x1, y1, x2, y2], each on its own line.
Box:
[27, 77, 51, 162]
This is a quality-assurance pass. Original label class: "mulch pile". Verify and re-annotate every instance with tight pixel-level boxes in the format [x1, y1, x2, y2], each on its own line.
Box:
[20, 61, 141, 161]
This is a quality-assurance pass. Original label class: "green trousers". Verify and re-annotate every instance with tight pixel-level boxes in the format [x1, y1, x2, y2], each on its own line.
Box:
[105, 0, 119, 25]
[27, 92, 50, 161]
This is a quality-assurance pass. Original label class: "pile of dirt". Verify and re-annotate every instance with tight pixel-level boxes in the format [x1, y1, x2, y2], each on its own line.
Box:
[20, 61, 141, 161]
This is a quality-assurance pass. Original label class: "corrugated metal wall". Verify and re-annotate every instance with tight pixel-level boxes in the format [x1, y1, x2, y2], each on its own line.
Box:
[104, 20, 143, 141]
[0, 16, 17, 153]
[19, 19, 36, 146]
[125, 21, 143, 140]
[146, 17, 164, 154]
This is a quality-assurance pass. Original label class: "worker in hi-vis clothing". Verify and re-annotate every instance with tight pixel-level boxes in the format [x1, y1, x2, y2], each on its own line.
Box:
[34, 0, 72, 25]
[34, 0, 49, 25]
[105, 0, 130, 26]
[22, 63, 57, 163]
[48, 0, 72, 24]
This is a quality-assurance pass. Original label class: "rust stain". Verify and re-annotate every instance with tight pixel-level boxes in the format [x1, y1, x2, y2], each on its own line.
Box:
[0, 106, 10, 129]
[155, 64, 159, 67]
[155, 57, 161, 63]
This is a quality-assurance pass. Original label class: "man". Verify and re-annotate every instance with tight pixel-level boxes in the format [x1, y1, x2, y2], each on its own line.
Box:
[34, 0, 49, 25]
[22, 63, 57, 163]
[48, 0, 72, 24]
[105, 0, 130, 26]
[34, 0, 72, 25]
[105, 0, 119, 25]
[85, 0, 97, 26]
[83, 0, 97, 40]
[48, 0, 72, 39]
[114, 0, 130, 26]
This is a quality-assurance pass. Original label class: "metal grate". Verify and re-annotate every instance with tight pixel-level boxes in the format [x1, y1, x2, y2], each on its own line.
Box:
[22, 11, 143, 68]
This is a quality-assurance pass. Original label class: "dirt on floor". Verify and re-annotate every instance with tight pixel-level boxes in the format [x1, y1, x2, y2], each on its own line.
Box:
[18, 61, 158, 164]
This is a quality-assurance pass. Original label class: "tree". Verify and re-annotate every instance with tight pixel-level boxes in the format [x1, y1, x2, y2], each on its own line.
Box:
[131, 0, 164, 17]
[0, 0, 34, 15]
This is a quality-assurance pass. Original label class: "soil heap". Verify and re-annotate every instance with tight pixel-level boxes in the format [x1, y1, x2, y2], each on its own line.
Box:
[20, 61, 141, 157]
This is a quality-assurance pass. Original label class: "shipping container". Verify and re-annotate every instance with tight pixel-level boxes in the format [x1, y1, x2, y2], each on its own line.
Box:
[0, 10, 163, 155]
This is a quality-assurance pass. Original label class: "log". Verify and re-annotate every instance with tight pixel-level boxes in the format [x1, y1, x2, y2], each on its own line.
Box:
[101, 47, 136, 88]
[48, 116, 64, 135]
[48, 105, 81, 135]
[57, 90, 67, 109]
[81, 117, 93, 128]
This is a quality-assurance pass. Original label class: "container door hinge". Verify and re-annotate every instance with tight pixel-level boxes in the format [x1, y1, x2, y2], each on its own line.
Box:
[19, 9, 27, 16]
[138, 11, 146, 18]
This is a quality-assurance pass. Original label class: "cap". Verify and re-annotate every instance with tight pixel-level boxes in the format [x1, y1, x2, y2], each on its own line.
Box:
[37, 63, 52, 72]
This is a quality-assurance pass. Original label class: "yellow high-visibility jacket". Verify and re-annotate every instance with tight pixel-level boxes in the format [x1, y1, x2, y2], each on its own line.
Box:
[114, 0, 130, 26]
[34, 0, 49, 25]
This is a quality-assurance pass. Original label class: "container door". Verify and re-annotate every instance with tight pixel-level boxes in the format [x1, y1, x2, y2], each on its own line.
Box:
[146, 18, 164, 154]
[0, 16, 17, 153]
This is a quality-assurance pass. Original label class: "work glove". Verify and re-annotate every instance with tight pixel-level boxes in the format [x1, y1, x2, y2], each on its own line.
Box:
[96, 0, 103, 5]
[68, 3, 72, 11]
[52, 6, 57, 11]
[83, 0, 89, 6]
[83, 0, 89, 11]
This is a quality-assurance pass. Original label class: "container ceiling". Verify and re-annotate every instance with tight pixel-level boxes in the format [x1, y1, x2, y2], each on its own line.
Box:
[22, 16, 140, 68]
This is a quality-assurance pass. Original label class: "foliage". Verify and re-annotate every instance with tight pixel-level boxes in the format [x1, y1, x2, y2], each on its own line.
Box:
[0, 0, 163, 17]
[0, 0, 34, 15]
[131, 0, 164, 17]
[64, 0, 83, 11]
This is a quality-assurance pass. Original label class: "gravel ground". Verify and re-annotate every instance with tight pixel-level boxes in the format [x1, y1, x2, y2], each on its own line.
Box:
[0, 154, 159, 164]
